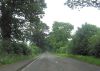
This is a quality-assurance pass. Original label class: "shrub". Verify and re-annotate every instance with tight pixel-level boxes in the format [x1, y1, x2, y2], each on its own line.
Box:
[30, 44, 41, 54]
[88, 31, 100, 57]
[11, 42, 31, 55]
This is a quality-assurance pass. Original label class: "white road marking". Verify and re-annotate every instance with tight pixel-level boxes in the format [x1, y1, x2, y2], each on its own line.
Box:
[21, 57, 40, 71]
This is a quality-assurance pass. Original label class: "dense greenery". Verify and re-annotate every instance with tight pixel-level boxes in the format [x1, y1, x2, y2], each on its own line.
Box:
[0, 0, 100, 66]
[48, 22, 100, 58]
[67, 23, 100, 57]
[61, 0, 100, 65]
[0, 45, 40, 65]
[31, 21, 49, 49]
[47, 21, 73, 53]
[0, 0, 48, 65]
[0, 0, 47, 54]
[88, 30, 100, 57]
[68, 23, 98, 55]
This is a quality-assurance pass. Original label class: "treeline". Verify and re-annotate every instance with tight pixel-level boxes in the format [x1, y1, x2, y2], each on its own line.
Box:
[0, 0, 48, 56]
[68, 23, 100, 57]
[47, 22, 100, 57]
[64, 0, 100, 58]
[47, 21, 73, 53]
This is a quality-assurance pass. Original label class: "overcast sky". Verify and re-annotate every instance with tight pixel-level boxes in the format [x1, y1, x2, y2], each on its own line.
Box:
[42, 0, 100, 31]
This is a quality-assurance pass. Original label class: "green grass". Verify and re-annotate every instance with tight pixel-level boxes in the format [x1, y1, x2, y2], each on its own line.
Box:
[57, 53, 100, 66]
[0, 54, 36, 65]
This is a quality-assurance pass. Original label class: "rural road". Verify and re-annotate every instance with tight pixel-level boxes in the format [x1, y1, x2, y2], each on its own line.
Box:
[21, 53, 100, 71]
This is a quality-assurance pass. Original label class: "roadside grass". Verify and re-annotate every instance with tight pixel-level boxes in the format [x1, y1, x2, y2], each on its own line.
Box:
[0, 54, 36, 65]
[0, 45, 41, 66]
[57, 53, 100, 66]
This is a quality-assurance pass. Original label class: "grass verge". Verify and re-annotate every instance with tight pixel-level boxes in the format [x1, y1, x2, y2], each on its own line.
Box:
[57, 53, 100, 66]
[0, 54, 37, 66]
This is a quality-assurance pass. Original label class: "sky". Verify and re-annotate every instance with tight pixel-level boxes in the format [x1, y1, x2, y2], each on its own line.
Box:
[42, 0, 100, 32]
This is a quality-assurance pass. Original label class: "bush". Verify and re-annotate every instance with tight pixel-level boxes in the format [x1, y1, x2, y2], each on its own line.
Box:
[30, 44, 41, 54]
[69, 24, 98, 55]
[0, 54, 33, 65]
[11, 42, 31, 55]
[88, 32, 100, 57]
[0, 41, 41, 65]
[56, 46, 67, 53]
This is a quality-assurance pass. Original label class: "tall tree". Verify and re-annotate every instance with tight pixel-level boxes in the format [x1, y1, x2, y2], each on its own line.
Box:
[31, 21, 49, 49]
[23, 20, 49, 49]
[88, 29, 100, 57]
[70, 23, 98, 55]
[0, 0, 46, 41]
[0, 0, 46, 53]
[48, 21, 73, 52]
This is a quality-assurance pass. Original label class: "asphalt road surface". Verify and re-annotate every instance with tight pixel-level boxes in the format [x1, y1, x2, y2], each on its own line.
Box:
[21, 53, 100, 71]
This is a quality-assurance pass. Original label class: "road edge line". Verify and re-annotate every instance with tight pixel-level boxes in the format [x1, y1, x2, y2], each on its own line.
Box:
[17, 55, 40, 71]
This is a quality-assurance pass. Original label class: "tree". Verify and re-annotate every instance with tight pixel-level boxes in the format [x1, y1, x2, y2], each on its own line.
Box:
[21, 21, 49, 52]
[65, 0, 100, 9]
[70, 23, 98, 55]
[48, 21, 73, 52]
[0, 0, 46, 41]
[30, 21, 49, 49]
[0, 0, 46, 53]
[88, 29, 100, 57]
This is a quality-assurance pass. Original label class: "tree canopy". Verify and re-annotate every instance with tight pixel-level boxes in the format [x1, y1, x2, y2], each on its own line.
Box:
[0, 0, 47, 54]
[0, 0, 46, 41]
[69, 23, 98, 55]
[47, 21, 73, 52]
[65, 0, 100, 9]
[88, 30, 100, 57]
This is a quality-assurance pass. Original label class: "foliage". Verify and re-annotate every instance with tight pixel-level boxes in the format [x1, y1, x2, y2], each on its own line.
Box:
[88, 30, 100, 57]
[47, 21, 73, 52]
[0, 42, 41, 65]
[0, 41, 31, 55]
[11, 42, 32, 55]
[30, 44, 42, 54]
[0, 0, 46, 55]
[31, 21, 49, 49]
[56, 46, 68, 53]
[65, 0, 100, 9]
[0, 0, 46, 40]
[69, 23, 98, 55]
[0, 54, 32, 65]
